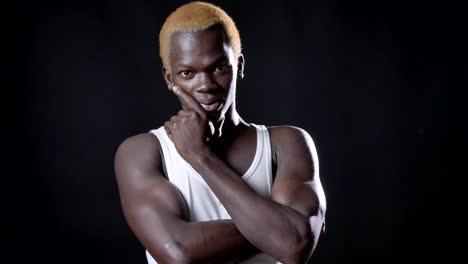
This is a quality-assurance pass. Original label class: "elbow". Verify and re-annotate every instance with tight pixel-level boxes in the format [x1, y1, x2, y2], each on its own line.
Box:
[283, 214, 325, 264]
[282, 236, 314, 264]
[277, 223, 315, 264]
[153, 241, 194, 264]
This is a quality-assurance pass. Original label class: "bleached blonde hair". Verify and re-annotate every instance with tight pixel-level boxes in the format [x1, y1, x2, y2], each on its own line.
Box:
[159, 1, 242, 67]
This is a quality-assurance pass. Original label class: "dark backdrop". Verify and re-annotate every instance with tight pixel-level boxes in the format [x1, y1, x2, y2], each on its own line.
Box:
[14, 0, 458, 263]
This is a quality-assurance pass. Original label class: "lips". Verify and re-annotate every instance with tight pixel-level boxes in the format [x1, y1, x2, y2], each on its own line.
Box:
[201, 102, 223, 112]
[198, 98, 223, 112]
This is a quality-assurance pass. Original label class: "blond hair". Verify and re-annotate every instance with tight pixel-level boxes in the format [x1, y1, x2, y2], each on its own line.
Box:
[159, 1, 241, 67]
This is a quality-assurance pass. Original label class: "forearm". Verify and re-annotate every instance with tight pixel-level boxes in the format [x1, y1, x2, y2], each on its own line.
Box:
[189, 150, 313, 263]
[172, 219, 259, 263]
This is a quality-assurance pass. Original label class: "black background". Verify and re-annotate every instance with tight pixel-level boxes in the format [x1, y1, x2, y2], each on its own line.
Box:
[13, 0, 460, 263]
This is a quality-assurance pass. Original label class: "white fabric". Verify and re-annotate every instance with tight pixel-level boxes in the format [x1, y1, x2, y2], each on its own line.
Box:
[146, 124, 279, 263]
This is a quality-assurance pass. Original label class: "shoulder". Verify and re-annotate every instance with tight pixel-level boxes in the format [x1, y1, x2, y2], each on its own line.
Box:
[267, 125, 317, 151]
[114, 132, 163, 177]
[115, 132, 161, 161]
[266, 125, 319, 166]
[267, 125, 311, 139]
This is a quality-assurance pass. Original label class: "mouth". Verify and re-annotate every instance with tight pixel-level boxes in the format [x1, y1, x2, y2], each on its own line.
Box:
[198, 96, 224, 112]
[200, 101, 223, 112]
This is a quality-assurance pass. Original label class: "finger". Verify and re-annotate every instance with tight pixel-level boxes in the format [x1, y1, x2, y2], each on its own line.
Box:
[170, 115, 182, 122]
[177, 110, 194, 117]
[164, 121, 174, 141]
[164, 121, 172, 134]
[172, 86, 205, 116]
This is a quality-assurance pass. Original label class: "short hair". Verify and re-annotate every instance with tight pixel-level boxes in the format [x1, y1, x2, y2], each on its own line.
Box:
[159, 1, 242, 68]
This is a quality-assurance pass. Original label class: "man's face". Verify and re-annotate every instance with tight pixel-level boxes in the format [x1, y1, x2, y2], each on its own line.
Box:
[165, 26, 240, 122]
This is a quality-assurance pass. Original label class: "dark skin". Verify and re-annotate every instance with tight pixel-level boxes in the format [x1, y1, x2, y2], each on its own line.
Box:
[114, 25, 326, 264]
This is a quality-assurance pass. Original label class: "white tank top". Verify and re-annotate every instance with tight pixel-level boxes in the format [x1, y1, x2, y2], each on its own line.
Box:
[146, 124, 280, 264]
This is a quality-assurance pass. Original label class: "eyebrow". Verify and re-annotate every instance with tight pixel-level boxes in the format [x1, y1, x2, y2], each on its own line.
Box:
[176, 55, 229, 68]
[212, 55, 229, 65]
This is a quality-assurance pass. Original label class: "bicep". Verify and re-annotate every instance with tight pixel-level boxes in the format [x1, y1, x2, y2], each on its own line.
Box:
[114, 134, 188, 261]
[270, 127, 326, 223]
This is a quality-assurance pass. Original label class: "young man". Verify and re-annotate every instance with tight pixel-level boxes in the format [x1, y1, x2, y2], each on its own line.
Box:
[114, 2, 326, 263]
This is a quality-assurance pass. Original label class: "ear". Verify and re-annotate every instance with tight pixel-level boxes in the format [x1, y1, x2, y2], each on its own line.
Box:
[162, 65, 173, 91]
[237, 54, 245, 80]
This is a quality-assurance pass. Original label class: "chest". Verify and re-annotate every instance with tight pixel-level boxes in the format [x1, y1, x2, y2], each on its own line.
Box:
[210, 127, 258, 177]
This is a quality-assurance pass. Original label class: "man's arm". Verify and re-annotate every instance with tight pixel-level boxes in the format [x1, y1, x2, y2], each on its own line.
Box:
[269, 126, 327, 258]
[189, 127, 326, 264]
[166, 87, 327, 264]
[114, 133, 258, 263]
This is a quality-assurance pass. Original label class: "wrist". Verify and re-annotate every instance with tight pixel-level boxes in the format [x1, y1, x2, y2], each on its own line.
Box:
[186, 145, 212, 165]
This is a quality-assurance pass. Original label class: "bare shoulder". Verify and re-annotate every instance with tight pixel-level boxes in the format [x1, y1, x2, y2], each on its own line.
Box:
[267, 125, 318, 156]
[114, 132, 163, 181]
[115, 132, 160, 157]
[267, 125, 312, 140]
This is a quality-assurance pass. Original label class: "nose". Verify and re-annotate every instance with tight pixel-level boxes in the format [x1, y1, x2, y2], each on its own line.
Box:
[195, 72, 217, 93]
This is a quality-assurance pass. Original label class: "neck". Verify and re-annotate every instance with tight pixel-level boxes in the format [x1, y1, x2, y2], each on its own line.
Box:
[208, 106, 244, 140]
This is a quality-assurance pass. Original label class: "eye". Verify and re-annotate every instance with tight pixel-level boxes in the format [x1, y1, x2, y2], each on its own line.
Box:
[179, 70, 193, 77]
[215, 64, 230, 72]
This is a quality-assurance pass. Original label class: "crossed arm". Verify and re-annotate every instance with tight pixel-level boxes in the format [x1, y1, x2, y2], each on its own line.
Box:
[115, 82, 325, 264]
[114, 133, 258, 263]
[114, 125, 326, 264]
[187, 126, 326, 263]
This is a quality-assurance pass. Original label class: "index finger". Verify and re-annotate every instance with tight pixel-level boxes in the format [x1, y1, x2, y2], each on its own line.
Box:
[172, 86, 205, 116]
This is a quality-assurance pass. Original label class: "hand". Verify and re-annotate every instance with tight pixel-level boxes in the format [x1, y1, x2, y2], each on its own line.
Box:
[164, 86, 210, 161]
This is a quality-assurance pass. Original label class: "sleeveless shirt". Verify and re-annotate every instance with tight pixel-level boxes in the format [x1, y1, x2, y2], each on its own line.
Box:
[146, 124, 280, 264]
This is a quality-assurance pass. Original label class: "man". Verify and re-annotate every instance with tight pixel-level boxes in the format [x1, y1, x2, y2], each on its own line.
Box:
[114, 2, 326, 263]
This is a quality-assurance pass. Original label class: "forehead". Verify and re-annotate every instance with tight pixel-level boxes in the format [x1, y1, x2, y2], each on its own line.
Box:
[169, 27, 234, 67]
